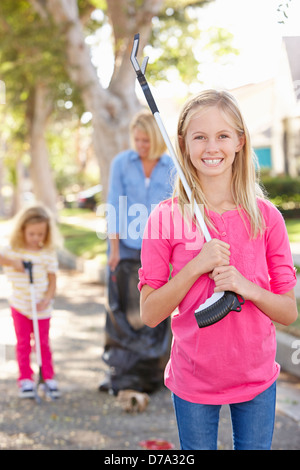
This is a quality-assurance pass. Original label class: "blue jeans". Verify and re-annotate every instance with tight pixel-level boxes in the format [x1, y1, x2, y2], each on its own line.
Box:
[172, 382, 276, 450]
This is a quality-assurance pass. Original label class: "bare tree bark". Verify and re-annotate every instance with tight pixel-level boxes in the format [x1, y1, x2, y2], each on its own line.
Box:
[27, 83, 58, 215]
[29, 0, 164, 198]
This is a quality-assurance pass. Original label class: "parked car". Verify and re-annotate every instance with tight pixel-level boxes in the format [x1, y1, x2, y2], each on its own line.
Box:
[77, 184, 102, 210]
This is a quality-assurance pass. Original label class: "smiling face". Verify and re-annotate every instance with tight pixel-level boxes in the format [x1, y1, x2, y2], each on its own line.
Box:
[185, 105, 245, 183]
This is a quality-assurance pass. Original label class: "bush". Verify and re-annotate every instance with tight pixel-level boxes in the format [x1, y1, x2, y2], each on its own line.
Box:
[261, 175, 300, 198]
[260, 176, 300, 218]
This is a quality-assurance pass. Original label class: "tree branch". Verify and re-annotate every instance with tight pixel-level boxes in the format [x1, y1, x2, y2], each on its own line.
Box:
[107, 0, 164, 96]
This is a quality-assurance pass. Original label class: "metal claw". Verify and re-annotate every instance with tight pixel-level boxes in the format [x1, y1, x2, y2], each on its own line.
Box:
[130, 33, 149, 75]
[130, 33, 158, 114]
[130, 33, 140, 72]
[141, 56, 149, 75]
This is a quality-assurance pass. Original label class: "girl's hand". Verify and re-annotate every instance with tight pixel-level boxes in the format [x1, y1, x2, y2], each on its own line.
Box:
[210, 265, 253, 299]
[36, 298, 51, 312]
[12, 259, 25, 272]
[210, 266, 298, 325]
[195, 238, 231, 275]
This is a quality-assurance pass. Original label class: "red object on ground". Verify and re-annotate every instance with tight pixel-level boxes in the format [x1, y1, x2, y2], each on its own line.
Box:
[139, 439, 174, 450]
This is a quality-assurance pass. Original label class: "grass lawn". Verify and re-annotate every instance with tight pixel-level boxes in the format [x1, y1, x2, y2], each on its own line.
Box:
[59, 223, 107, 261]
[59, 207, 98, 219]
[285, 219, 300, 243]
[58, 209, 107, 263]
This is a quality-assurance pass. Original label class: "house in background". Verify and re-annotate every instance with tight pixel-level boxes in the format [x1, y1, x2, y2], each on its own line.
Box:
[231, 36, 300, 177]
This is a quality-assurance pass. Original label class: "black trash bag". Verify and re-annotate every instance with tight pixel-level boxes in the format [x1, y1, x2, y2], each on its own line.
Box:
[102, 259, 171, 395]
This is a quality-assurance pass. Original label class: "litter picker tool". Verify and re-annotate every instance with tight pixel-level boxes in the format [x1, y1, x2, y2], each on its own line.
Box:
[23, 261, 55, 401]
[130, 33, 244, 328]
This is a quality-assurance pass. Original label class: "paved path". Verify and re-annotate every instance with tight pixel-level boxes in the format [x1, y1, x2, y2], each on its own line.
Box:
[0, 269, 299, 450]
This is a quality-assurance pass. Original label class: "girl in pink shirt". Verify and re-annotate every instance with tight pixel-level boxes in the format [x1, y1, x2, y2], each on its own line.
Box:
[138, 90, 298, 450]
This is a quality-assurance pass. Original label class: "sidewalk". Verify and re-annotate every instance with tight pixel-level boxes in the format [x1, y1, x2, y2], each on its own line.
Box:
[0, 269, 299, 450]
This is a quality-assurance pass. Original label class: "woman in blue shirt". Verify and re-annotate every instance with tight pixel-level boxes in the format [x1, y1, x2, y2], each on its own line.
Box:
[100, 110, 175, 395]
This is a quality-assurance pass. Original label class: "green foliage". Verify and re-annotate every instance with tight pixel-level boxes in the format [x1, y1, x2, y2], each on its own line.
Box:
[277, 0, 292, 24]
[0, 0, 240, 199]
[147, 0, 238, 85]
[59, 221, 107, 260]
[261, 176, 300, 219]
[164, 0, 213, 10]
[261, 176, 300, 202]
[87, 0, 107, 10]
[0, 2, 61, 98]
[0, 0, 84, 120]
[0, 0, 85, 192]
[285, 219, 300, 243]
[203, 26, 239, 59]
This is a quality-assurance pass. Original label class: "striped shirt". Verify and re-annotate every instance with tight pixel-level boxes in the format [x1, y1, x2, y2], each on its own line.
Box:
[1, 245, 58, 319]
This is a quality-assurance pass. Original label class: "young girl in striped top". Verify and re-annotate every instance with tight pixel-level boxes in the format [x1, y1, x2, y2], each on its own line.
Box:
[0, 205, 59, 398]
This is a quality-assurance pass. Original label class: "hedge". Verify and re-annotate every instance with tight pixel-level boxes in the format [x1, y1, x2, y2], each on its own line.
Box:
[260, 176, 300, 218]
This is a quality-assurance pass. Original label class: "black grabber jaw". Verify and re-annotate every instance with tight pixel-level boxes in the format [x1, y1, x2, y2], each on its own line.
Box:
[130, 33, 245, 328]
[23, 261, 33, 283]
[194, 291, 245, 328]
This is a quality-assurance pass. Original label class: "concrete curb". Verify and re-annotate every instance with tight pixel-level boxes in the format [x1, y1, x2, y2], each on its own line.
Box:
[276, 330, 300, 378]
[57, 248, 106, 284]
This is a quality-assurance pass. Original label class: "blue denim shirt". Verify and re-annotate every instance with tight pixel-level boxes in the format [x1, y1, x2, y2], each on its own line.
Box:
[107, 149, 175, 252]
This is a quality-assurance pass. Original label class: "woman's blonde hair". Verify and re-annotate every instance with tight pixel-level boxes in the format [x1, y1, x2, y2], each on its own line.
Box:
[130, 109, 166, 160]
[10, 204, 59, 250]
[174, 89, 265, 238]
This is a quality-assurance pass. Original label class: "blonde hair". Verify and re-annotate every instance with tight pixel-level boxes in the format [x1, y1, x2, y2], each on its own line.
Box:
[130, 109, 166, 160]
[10, 204, 59, 250]
[174, 89, 265, 238]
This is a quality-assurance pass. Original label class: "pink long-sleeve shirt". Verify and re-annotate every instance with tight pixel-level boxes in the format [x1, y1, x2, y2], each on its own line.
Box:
[138, 198, 297, 405]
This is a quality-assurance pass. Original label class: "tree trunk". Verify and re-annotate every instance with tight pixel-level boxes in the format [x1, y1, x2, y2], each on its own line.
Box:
[29, 0, 164, 199]
[27, 83, 58, 215]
